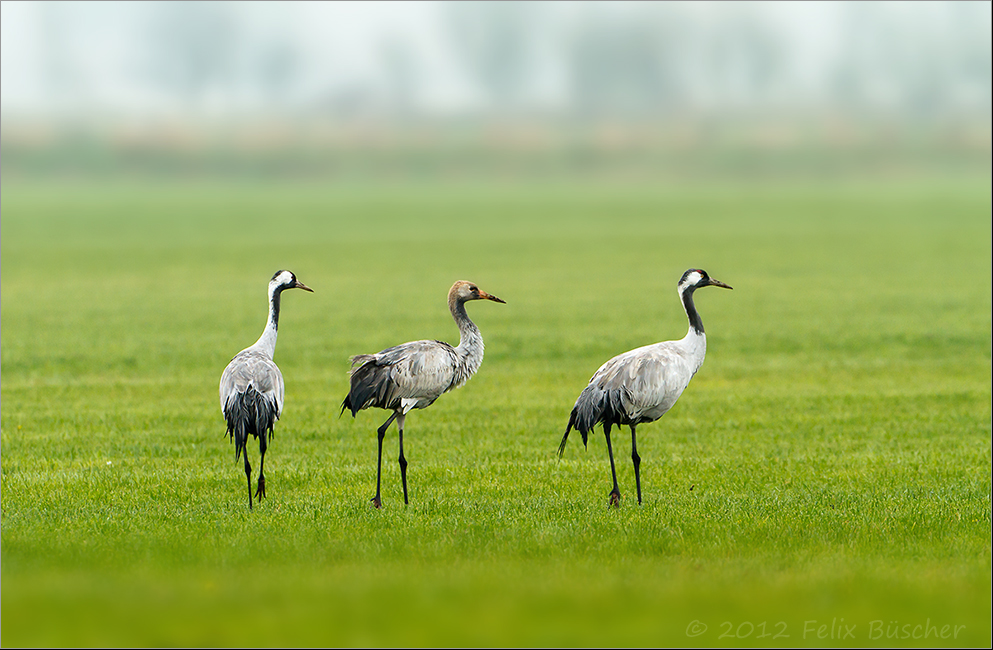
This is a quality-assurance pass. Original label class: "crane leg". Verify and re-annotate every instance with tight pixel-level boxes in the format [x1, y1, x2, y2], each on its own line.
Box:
[371, 412, 398, 509]
[604, 422, 621, 507]
[397, 414, 408, 505]
[397, 413, 408, 505]
[255, 435, 268, 502]
[630, 425, 642, 505]
[244, 453, 253, 511]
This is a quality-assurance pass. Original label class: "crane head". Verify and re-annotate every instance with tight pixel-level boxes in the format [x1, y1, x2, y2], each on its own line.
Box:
[450, 280, 506, 305]
[679, 269, 732, 292]
[270, 269, 314, 294]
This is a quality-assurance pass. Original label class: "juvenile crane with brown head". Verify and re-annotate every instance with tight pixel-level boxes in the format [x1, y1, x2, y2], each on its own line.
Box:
[342, 280, 505, 508]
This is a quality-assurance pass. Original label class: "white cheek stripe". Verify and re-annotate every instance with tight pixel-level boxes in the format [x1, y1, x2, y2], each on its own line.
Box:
[270, 271, 294, 294]
[680, 271, 702, 290]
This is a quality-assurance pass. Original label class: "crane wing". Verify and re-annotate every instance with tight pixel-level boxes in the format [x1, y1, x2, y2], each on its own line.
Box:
[345, 340, 458, 414]
[387, 341, 459, 400]
[572, 341, 695, 427]
[601, 343, 696, 421]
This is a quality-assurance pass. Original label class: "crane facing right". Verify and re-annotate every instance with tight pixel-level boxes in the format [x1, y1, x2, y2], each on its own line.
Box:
[559, 268, 732, 507]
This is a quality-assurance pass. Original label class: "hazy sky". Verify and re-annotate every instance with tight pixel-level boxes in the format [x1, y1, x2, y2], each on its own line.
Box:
[1, 1, 988, 118]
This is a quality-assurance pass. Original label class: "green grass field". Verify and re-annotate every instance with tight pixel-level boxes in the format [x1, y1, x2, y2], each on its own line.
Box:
[2, 177, 990, 646]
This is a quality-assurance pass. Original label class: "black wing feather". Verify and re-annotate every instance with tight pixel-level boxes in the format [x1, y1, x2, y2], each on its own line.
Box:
[558, 380, 628, 457]
[224, 385, 278, 461]
[341, 354, 399, 416]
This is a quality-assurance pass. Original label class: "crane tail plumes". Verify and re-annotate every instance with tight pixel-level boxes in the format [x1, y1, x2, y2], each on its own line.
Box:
[342, 354, 392, 417]
[558, 406, 589, 457]
[561, 382, 627, 456]
[224, 385, 277, 461]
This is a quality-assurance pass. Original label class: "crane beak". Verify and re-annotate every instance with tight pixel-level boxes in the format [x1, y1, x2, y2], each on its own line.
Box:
[707, 279, 733, 290]
[478, 290, 506, 304]
[295, 281, 315, 292]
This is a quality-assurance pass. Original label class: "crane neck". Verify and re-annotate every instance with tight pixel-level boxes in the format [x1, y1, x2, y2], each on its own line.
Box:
[681, 285, 705, 337]
[252, 284, 282, 358]
[450, 296, 485, 379]
[678, 285, 708, 374]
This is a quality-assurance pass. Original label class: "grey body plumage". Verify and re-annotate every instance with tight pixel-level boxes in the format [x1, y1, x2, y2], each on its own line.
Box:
[342, 280, 505, 508]
[560, 269, 731, 506]
[219, 270, 312, 509]
[343, 340, 460, 414]
[221, 350, 284, 463]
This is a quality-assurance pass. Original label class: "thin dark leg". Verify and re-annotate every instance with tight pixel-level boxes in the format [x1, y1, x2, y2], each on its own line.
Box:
[604, 422, 621, 507]
[255, 434, 268, 502]
[630, 424, 642, 505]
[397, 413, 408, 505]
[244, 453, 253, 511]
[372, 412, 398, 508]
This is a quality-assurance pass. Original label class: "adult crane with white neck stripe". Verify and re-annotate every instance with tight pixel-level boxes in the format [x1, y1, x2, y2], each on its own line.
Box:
[220, 269, 313, 509]
[341, 280, 505, 508]
[559, 269, 732, 507]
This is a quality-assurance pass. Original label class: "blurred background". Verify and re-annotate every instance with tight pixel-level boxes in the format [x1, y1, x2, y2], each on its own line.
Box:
[3, 4, 991, 646]
[2, 0, 990, 179]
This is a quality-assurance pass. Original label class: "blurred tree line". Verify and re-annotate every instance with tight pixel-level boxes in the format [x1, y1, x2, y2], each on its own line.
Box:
[18, 0, 990, 123]
[4, 1, 989, 179]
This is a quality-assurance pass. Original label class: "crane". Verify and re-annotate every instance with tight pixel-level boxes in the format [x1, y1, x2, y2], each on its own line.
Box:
[219, 269, 313, 509]
[559, 268, 731, 507]
[341, 280, 505, 508]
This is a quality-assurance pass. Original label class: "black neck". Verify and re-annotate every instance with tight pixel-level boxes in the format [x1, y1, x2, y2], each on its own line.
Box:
[682, 287, 704, 335]
[270, 289, 282, 332]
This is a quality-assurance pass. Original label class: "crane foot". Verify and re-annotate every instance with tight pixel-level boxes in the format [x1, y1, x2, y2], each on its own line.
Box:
[255, 475, 266, 501]
[369, 496, 382, 509]
[608, 489, 621, 508]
